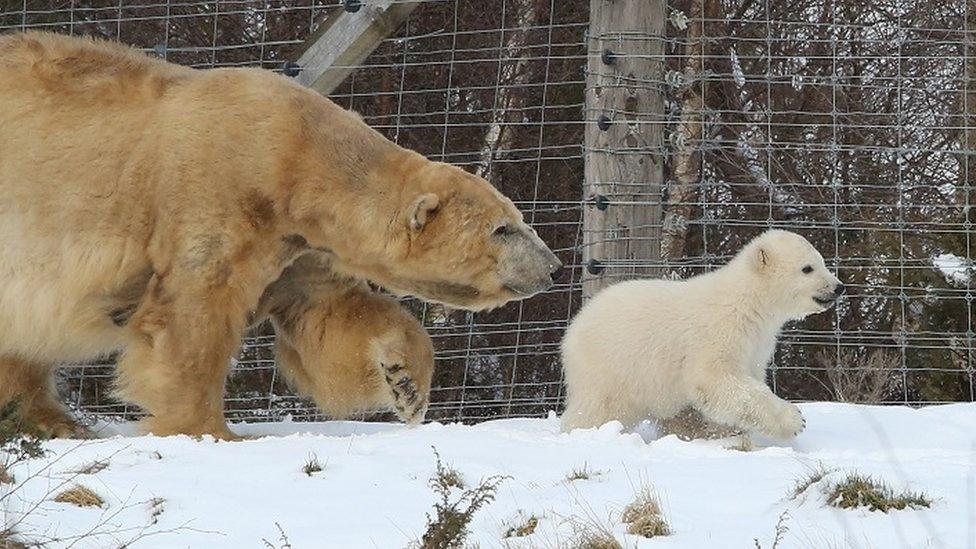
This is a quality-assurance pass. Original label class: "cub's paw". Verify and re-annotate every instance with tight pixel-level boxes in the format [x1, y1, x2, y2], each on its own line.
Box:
[762, 401, 805, 441]
[380, 362, 427, 425]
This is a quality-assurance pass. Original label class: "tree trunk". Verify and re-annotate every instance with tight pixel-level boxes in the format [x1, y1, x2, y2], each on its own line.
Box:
[476, 1, 538, 179]
[661, 0, 707, 262]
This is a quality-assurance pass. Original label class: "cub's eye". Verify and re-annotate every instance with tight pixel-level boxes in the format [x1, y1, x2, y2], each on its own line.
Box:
[493, 224, 510, 236]
[802, 265, 814, 274]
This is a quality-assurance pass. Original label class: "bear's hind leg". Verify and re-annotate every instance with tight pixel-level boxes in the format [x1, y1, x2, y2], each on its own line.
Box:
[560, 399, 609, 432]
[0, 357, 88, 438]
[560, 392, 647, 432]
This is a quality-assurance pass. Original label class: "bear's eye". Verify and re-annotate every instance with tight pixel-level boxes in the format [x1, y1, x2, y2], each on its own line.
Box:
[802, 265, 814, 274]
[493, 224, 510, 237]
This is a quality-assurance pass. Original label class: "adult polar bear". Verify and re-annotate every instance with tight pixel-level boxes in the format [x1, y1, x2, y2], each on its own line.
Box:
[561, 230, 844, 440]
[0, 32, 561, 439]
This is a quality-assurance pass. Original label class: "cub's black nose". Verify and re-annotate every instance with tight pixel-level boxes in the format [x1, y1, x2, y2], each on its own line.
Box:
[834, 283, 846, 296]
[550, 264, 565, 281]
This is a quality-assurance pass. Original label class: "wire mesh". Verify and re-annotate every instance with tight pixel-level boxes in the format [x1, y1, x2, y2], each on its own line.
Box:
[1, 0, 972, 425]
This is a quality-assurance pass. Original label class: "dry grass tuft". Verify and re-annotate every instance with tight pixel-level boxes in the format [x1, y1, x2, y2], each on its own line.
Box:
[621, 488, 670, 538]
[565, 463, 602, 483]
[503, 513, 539, 538]
[790, 464, 833, 499]
[1, 530, 26, 549]
[302, 453, 323, 476]
[53, 484, 104, 508]
[572, 528, 622, 549]
[417, 448, 507, 549]
[753, 511, 790, 549]
[262, 522, 293, 549]
[0, 531, 27, 549]
[625, 513, 670, 539]
[825, 473, 931, 512]
[68, 459, 109, 476]
[436, 462, 466, 490]
[0, 467, 13, 485]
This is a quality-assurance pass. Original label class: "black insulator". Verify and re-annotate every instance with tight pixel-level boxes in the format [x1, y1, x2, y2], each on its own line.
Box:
[282, 61, 301, 77]
[344, 0, 363, 12]
[601, 49, 617, 65]
[597, 114, 611, 131]
[586, 259, 605, 275]
[594, 194, 609, 211]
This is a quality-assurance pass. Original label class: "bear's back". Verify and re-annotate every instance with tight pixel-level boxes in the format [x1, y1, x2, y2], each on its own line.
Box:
[571, 278, 691, 338]
[0, 32, 193, 99]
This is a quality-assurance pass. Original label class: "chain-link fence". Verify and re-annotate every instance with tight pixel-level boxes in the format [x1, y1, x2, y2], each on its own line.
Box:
[1, 0, 972, 424]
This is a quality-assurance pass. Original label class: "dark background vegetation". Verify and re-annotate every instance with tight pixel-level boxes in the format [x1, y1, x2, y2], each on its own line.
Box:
[0, 0, 972, 423]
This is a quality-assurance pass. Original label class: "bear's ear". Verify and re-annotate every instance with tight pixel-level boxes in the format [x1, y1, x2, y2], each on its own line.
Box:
[408, 193, 439, 231]
[755, 246, 770, 271]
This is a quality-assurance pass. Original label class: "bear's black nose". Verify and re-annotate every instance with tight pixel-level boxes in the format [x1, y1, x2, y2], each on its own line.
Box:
[834, 283, 846, 296]
[550, 263, 564, 281]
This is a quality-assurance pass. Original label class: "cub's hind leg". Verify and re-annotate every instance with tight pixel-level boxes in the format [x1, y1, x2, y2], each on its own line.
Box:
[657, 407, 741, 441]
[0, 357, 88, 438]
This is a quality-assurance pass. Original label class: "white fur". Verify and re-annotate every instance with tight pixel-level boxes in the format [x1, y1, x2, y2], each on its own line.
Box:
[560, 230, 843, 440]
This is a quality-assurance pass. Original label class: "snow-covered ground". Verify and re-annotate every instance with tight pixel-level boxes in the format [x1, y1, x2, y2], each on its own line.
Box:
[3, 403, 975, 548]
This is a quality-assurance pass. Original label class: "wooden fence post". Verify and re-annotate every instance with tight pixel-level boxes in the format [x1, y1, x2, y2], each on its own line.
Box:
[293, 1, 420, 96]
[582, 0, 666, 299]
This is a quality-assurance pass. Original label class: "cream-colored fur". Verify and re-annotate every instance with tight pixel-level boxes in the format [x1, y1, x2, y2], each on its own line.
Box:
[560, 230, 844, 440]
[0, 32, 559, 438]
[255, 254, 435, 424]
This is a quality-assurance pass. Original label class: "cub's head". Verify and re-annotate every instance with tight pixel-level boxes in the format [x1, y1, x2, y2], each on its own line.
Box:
[339, 156, 562, 311]
[741, 230, 845, 319]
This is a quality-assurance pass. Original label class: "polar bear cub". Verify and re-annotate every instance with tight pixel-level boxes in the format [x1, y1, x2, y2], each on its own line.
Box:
[560, 230, 844, 440]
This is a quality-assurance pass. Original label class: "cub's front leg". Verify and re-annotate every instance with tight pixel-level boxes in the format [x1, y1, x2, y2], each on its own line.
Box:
[692, 369, 804, 441]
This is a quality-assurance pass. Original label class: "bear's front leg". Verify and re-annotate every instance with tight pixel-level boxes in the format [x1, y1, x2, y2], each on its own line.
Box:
[115, 264, 255, 440]
[0, 357, 90, 438]
[692, 373, 805, 441]
[379, 362, 428, 425]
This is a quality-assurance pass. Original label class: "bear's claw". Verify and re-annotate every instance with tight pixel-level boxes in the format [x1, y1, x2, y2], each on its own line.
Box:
[381, 362, 427, 425]
[763, 401, 805, 441]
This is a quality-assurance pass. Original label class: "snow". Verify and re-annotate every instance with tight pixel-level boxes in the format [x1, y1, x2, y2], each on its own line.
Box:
[933, 253, 972, 286]
[3, 403, 976, 548]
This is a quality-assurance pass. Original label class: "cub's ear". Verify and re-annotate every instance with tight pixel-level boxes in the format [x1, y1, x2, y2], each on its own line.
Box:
[408, 193, 439, 231]
[755, 246, 770, 270]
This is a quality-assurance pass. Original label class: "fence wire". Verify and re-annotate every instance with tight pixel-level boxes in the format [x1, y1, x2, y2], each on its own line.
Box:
[1, 0, 972, 424]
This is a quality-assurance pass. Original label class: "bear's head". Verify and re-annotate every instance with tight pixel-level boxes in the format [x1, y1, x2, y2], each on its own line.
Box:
[363, 158, 563, 310]
[741, 230, 845, 319]
[284, 97, 562, 311]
